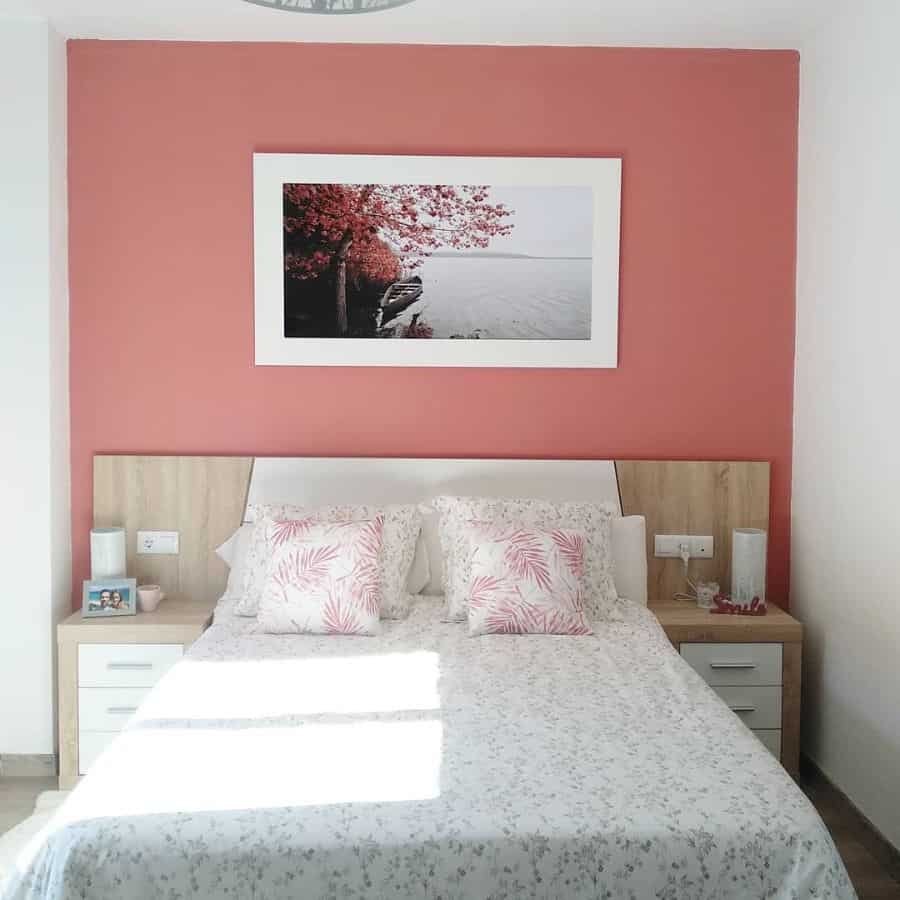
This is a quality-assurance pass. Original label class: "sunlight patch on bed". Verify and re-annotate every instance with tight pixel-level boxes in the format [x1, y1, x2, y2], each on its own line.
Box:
[135, 651, 441, 721]
[56, 719, 443, 824]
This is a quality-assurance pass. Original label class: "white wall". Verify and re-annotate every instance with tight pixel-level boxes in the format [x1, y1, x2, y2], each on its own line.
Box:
[793, 0, 900, 849]
[0, 18, 70, 757]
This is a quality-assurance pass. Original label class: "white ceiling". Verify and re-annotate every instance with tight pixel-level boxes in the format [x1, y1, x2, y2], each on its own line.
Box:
[0, 0, 837, 46]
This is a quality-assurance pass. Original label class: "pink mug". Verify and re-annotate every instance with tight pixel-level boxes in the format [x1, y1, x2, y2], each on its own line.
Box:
[137, 584, 166, 613]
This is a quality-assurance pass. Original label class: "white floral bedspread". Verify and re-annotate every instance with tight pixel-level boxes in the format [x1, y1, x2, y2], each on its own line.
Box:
[3, 599, 854, 899]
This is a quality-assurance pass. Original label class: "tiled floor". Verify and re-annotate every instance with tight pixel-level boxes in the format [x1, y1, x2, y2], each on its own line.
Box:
[2, 774, 898, 898]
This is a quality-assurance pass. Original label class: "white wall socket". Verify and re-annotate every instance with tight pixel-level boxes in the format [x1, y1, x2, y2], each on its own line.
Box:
[654, 534, 714, 559]
[137, 530, 180, 555]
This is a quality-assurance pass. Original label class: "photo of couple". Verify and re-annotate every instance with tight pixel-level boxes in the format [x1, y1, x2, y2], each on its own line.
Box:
[87, 588, 129, 612]
[82, 579, 137, 617]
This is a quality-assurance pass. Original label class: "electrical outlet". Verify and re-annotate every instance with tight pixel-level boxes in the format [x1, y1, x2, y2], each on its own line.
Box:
[137, 530, 180, 555]
[654, 534, 714, 559]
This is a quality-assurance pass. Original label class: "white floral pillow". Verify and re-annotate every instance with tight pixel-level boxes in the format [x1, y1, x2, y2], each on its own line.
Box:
[465, 521, 593, 636]
[433, 496, 618, 622]
[236, 503, 421, 619]
[257, 518, 383, 636]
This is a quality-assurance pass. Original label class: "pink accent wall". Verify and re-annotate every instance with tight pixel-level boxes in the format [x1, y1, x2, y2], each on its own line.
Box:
[68, 41, 799, 607]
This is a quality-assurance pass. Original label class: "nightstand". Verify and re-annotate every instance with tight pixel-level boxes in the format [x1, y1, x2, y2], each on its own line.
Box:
[651, 599, 803, 777]
[56, 597, 215, 789]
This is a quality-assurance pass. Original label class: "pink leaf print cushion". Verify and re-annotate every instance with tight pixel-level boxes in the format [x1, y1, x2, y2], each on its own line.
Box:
[256, 518, 384, 636]
[432, 496, 618, 623]
[236, 503, 421, 620]
[464, 521, 593, 636]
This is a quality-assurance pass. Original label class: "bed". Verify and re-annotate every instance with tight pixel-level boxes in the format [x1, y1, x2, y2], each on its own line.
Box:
[4, 456, 854, 899]
[4, 593, 852, 899]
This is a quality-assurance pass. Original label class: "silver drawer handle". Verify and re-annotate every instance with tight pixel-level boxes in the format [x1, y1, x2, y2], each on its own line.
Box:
[107, 662, 154, 671]
[106, 706, 138, 715]
[709, 662, 756, 670]
[729, 705, 757, 713]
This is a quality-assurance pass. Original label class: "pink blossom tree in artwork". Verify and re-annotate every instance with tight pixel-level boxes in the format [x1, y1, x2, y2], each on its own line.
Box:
[283, 184, 513, 336]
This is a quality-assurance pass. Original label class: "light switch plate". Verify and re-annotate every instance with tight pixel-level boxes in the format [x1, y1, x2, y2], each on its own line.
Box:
[654, 534, 714, 559]
[137, 530, 180, 555]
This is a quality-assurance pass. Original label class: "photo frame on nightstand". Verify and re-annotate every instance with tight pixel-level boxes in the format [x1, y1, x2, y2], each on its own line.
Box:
[82, 578, 138, 617]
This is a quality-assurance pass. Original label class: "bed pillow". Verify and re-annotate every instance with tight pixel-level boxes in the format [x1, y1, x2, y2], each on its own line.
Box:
[256, 518, 383, 636]
[215, 529, 240, 567]
[433, 495, 618, 622]
[406, 532, 430, 595]
[419, 507, 445, 595]
[465, 521, 593, 636]
[611, 515, 648, 606]
[215, 524, 254, 601]
[237, 502, 421, 619]
[220, 521, 427, 602]
[219, 520, 426, 606]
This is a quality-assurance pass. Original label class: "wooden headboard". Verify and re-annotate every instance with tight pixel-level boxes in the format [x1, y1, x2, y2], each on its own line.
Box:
[93, 456, 253, 607]
[616, 460, 769, 607]
[93, 455, 769, 606]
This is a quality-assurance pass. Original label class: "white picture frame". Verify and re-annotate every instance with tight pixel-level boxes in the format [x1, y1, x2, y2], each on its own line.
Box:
[253, 153, 621, 368]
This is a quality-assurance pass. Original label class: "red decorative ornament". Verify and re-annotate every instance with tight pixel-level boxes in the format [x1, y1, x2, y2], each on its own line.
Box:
[710, 593, 767, 616]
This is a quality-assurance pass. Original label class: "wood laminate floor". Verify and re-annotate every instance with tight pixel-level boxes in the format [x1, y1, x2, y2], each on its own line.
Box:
[798, 768, 900, 900]
[1, 773, 898, 898]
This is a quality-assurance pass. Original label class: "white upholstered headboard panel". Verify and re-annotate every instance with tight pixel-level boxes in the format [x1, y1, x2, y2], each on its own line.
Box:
[245, 457, 622, 513]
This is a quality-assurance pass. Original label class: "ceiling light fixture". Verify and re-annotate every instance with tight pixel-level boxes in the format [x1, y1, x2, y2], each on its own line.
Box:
[243, 0, 417, 13]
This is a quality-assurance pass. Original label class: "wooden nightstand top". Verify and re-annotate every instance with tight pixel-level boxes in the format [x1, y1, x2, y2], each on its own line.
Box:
[651, 599, 803, 644]
[58, 596, 215, 645]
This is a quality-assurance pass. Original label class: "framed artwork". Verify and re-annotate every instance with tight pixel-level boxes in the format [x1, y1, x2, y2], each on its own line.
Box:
[253, 153, 621, 367]
[82, 578, 138, 618]
[243, 0, 416, 10]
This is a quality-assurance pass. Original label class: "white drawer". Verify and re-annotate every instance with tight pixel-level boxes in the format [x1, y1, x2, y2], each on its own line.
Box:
[681, 642, 783, 686]
[753, 729, 782, 759]
[713, 685, 782, 730]
[79, 731, 116, 775]
[79, 643, 182, 688]
[79, 686, 150, 732]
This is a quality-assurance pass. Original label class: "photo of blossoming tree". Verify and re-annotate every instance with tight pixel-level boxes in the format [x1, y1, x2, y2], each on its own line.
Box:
[282, 183, 594, 340]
